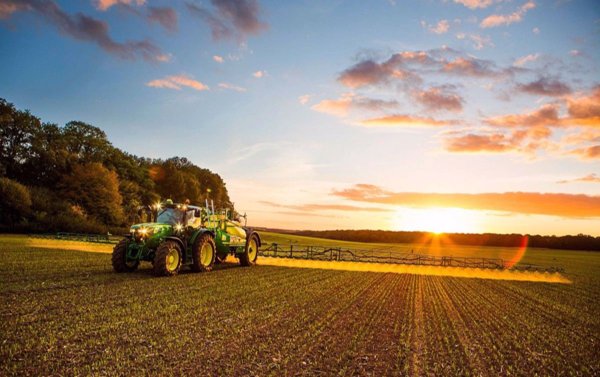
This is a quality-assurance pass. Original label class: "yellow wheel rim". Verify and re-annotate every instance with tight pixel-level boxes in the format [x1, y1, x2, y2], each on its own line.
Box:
[200, 242, 214, 267]
[248, 238, 258, 261]
[166, 247, 180, 272]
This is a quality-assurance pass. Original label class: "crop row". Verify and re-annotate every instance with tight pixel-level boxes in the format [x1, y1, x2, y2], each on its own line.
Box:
[1, 241, 598, 376]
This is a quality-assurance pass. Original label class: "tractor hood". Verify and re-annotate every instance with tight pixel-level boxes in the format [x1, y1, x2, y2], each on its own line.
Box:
[130, 222, 173, 237]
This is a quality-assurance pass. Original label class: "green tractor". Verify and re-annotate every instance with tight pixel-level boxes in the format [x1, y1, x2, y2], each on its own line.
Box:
[112, 200, 261, 276]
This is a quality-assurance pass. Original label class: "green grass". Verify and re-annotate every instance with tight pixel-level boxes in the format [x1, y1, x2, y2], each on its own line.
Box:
[1, 234, 599, 375]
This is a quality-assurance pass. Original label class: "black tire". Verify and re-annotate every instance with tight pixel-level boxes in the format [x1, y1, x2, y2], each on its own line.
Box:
[153, 240, 182, 276]
[239, 233, 259, 267]
[112, 238, 139, 273]
[192, 233, 216, 272]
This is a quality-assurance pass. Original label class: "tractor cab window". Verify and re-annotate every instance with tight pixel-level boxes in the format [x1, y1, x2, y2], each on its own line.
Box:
[156, 208, 184, 225]
[186, 210, 201, 228]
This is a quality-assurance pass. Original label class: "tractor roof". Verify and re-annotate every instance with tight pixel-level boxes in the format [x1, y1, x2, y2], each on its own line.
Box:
[162, 202, 203, 211]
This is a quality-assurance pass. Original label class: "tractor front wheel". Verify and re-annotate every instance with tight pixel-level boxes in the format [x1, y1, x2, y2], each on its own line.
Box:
[192, 234, 216, 272]
[112, 238, 139, 273]
[239, 233, 259, 267]
[153, 241, 182, 276]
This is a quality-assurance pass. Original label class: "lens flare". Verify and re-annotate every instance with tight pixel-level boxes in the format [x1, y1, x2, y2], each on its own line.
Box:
[259, 257, 571, 284]
[506, 236, 528, 269]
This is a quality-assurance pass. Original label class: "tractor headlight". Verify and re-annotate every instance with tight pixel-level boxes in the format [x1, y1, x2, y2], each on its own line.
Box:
[174, 223, 183, 232]
[134, 227, 153, 241]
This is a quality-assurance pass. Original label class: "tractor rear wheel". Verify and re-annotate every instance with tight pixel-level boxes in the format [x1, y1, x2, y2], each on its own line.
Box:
[192, 234, 216, 272]
[239, 233, 259, 266]
[112, 238, 139, 273]
[153, 241, 182, 276]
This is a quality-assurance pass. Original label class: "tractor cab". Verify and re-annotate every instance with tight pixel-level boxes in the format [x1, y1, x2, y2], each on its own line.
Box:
[155, 201, 203, 229]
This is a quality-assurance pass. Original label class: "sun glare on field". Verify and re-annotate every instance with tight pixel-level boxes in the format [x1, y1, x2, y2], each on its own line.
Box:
[393, 207, 480, 234]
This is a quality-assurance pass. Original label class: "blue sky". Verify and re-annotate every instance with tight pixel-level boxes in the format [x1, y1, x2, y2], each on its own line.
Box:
[1, 0, 599, 235]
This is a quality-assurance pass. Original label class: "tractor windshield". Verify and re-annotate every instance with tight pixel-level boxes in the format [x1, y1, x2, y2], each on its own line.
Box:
[156, 208, 184, 225]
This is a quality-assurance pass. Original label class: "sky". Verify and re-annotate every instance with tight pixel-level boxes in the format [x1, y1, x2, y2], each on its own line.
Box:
[1, 0, 599, 236]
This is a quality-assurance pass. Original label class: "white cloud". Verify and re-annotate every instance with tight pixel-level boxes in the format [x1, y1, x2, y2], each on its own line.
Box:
[298, 94, 312, 105]
[146, 74, 209, 91]
[480, 1, 536, 28]
[456, 33, 494, 50]
[95, 0, 145, 11]
[453, 0, 494, 9]
[218, 82, 247, 92]
[514, 53, 539, 66]
[424, 19, 450, 34]
[213, 55, 224, 63]
[253, 70, 266, 78]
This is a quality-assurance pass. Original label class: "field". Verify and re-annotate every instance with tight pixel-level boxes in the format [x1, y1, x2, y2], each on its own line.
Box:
[1, 233, 599, 376]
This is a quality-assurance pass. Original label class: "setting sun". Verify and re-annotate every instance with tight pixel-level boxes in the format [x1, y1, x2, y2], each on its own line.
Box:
[392, 207, 480, 234]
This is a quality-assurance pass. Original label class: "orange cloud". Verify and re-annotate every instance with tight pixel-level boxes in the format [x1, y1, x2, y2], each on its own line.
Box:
[484, 87, 600, 129]
[147, 75, 209, 91]
[444, 133, 515, 152]
[480, 1, 536, 28]
[95, 0, 145, 11]
[260, 200, 392, 213]
[557, 174, 600, 184]
[566, 86, 600, 126]
[561, 129, 600, 145]
[443, 57, 501, 77]
[337, 49, 517, 89]
[570, 145, 600, 160]
[413, 86, 463, 112]
[517, 77, 572, 97]
[360, 114, 452, 127]
[332, 184, 600, 218]
[337, 60, 397, 88]
[311, 94, 398, 117]
[485, 104, 560, 127]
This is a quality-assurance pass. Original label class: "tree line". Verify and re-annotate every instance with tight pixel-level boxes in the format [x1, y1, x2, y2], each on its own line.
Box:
[285, 229, 600, 252]
[0, 98, 231, 234]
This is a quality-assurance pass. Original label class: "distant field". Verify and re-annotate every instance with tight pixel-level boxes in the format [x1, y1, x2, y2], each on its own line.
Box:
[1, 234, 599, 375]
[260, 231, 593, 272]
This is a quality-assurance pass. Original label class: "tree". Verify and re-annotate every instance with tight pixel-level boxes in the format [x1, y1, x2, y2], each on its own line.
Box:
[59, 162, 124, 226]
[0, 99, 42, 179]
[62, 121, 111, 163]
[0, 99, 235, 232]
[0, 177, 31, 229]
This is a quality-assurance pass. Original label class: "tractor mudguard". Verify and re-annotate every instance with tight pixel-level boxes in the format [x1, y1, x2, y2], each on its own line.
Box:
[164, 236, 185, 252]
[246, 231, 261, 247]
[190, 229, 215, 246]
